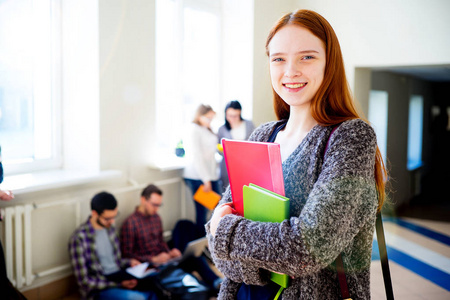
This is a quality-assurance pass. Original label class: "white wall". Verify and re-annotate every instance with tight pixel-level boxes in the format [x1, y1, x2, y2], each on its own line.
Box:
[99, 0, 157, 181]
[251, 0, 296, 126]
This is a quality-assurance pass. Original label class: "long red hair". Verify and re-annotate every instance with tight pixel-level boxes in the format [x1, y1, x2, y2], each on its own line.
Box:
[266, 10, 387, 210]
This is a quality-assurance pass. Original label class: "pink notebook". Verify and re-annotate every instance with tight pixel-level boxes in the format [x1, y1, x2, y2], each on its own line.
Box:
[222, 139, 285, 216]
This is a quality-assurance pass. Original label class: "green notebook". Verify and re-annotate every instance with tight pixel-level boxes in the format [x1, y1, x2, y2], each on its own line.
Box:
[243, 183, 290, 288]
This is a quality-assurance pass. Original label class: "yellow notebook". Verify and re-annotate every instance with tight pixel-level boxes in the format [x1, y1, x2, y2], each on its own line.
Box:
[193, 185, 221, 210]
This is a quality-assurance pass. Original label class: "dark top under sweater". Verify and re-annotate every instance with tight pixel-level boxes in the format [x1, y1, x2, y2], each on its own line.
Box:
[206, 119, 379, 300]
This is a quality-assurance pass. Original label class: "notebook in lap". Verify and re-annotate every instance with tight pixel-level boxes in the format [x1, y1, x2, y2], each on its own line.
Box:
[109, 237, 208, 282]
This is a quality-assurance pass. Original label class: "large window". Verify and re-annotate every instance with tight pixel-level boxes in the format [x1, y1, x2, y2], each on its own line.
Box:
[0, 0, 61, 175]
[155, 0, 254, 155]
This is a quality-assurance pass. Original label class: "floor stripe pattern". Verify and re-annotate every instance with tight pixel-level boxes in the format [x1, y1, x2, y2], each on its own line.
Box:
[372, 216, 450, 292]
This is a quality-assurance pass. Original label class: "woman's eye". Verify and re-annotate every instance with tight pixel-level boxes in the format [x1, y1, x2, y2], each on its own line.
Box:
[272, 57, 284, 62]
[302, 55, 314, 60]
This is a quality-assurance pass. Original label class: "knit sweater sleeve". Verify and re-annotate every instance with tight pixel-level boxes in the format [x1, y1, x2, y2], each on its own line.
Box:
[211, 119, 378, 279]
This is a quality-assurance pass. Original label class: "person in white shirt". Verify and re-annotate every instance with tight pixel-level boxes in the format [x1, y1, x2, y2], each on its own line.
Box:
[183, 104, 221, 231]
[217, 100, 255, 190]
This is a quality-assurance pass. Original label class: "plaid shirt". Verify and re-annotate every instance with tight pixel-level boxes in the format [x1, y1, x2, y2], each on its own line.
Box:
[68, 217, 131, 300]
[120, 209, 169, 262]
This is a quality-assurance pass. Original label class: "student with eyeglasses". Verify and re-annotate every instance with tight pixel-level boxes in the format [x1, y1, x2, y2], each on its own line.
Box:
[120, 184, 223, 295]
[68, 192, 158, 300]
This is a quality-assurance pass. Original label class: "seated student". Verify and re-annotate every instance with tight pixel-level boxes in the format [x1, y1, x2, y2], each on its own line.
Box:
[68, 191, 159, 300]
[120, 184, 223, 293]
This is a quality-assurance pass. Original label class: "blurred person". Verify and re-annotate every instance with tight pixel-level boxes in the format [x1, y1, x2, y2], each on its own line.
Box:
[183, 104, 222, 229]
[217, 100, 255, 189]
[120, 184, 222, 294]
[68, 192, 158, 300]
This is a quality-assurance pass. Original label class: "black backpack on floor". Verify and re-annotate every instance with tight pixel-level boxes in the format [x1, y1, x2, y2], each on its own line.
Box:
[149, 264, 210, 300]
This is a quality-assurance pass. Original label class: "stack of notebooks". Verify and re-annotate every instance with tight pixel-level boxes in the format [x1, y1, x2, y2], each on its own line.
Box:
[222, 139, 290, 289]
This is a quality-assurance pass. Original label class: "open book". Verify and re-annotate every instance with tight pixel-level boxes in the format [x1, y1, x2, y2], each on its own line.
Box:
[126, 262, 158, 279]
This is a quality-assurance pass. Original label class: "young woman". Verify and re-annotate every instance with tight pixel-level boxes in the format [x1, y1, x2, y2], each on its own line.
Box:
[183, 104, 222, 230]
[207, 10, 387, 300]
[217, 100, 255, 190]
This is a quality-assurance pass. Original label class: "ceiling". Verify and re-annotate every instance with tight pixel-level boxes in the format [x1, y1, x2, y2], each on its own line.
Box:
[374, 65, 450, 82]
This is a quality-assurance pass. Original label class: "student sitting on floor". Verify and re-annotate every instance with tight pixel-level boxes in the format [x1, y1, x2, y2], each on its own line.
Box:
[120, 184, 223, 294]
[68, 191, 159, 300]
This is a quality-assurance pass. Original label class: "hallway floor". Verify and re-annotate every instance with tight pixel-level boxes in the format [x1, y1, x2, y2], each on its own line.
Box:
[370, 216, 450, 299]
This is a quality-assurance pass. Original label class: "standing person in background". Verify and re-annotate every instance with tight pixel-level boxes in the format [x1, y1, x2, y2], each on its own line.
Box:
[183, 104, 221, 230]
[217, 100, 255, 190]
[207, 9, 387, 299]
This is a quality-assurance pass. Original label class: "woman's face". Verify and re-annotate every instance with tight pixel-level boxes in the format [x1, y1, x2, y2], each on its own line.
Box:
[268, 25, 326, 109]
[199, 110, 215, 127]
[225, 108, 242, 128]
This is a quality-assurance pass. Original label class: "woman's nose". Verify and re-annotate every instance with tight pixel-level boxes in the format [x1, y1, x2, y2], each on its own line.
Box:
[284, 61, 301, 78]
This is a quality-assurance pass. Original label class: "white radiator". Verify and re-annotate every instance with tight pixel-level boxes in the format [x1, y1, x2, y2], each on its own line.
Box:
[3, 204, 34, 288]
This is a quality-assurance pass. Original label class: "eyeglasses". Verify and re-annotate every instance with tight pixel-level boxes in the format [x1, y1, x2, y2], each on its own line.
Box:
[100, 211, 120, 222]
[150, 202, 163, 208]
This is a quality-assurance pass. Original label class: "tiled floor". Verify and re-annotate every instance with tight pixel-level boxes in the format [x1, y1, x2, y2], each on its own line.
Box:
[370, 217, 450, 299]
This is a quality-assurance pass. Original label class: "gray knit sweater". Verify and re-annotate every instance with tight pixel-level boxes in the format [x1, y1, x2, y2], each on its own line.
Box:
[206, 119, 378, 300]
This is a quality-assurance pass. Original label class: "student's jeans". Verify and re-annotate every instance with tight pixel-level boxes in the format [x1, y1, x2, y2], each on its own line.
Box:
[171, 219, 220, 290]
[184, 179, 221, 230]
[179, 255, 219, 290]
[96, 288, 158, 300]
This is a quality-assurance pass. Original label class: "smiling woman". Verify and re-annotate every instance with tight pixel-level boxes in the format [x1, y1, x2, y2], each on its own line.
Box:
[207, 9, 388, 300]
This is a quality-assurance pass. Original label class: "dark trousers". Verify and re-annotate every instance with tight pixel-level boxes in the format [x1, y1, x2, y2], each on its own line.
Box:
[171, 219, 219, 289]
[184, 179, 221, 230]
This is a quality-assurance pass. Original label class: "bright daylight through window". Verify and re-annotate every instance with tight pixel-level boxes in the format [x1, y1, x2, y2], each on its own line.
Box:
[0, 0, 61, 175]
[155, 0, 254, 161]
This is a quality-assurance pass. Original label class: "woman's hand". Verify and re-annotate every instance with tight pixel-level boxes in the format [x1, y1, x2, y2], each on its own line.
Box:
[203, 181, 212, 193]
[0, 190, 14, 201]
[210, 203, 236, 237]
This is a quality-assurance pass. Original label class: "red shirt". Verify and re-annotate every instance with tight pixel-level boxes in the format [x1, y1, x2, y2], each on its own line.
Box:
[120, 208, 169, 262]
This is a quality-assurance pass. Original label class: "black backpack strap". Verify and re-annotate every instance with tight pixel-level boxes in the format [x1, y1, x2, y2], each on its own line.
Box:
[376, 212, 395, 300]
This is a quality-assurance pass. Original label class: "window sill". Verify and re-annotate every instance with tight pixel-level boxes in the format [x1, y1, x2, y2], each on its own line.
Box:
[148, 153, 186, 172]
[1, 169, 122, 195]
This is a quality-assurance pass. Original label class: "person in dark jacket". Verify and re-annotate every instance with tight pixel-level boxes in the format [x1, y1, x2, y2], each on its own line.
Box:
[217, 100, 255, 190]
